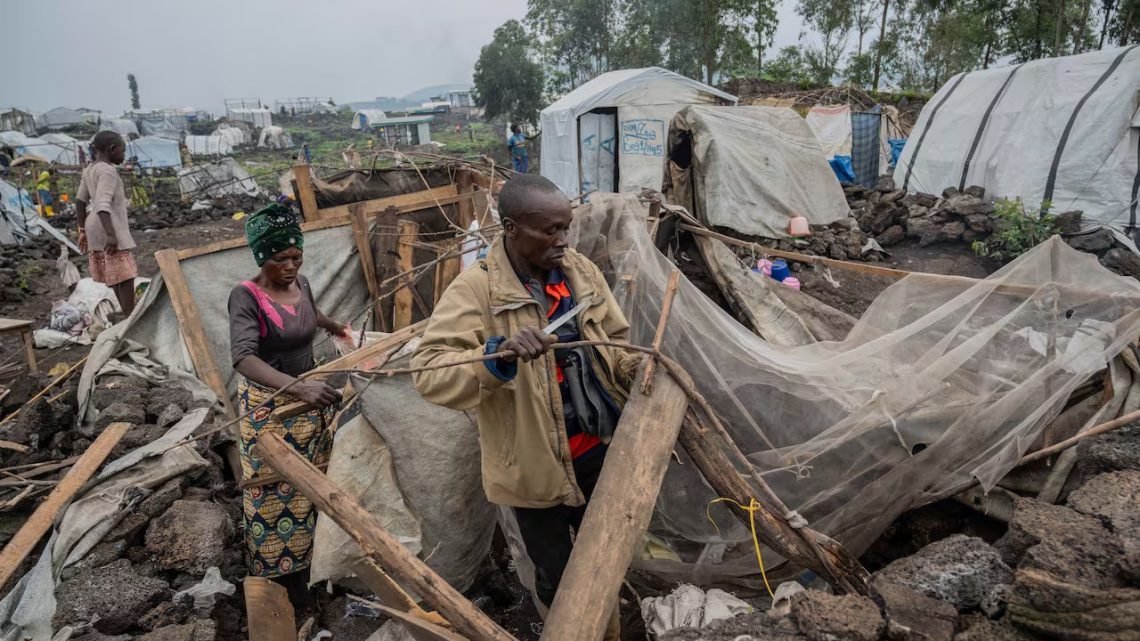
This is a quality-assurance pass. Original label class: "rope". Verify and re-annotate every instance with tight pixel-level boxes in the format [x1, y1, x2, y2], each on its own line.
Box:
[706, 497, 775, 598]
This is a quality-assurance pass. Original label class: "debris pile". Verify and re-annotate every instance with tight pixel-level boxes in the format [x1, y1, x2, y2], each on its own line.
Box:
[846, 178, 998, 249]
[0, 234, 81, 305]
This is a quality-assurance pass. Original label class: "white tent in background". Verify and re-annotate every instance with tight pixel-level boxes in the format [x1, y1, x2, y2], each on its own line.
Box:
[185, 135, 234, 157]
[664, 106, 851, 238]
[127, 136, 182, 169]
[895, 45, 1140, 235]
[98, 119, 140, 139]
[38, 133, 81, 164]
[351, 110, 387, 130]
[539, 67, 736, 197]
[41, 107, 98, 129]
[212, 124, 247, 147]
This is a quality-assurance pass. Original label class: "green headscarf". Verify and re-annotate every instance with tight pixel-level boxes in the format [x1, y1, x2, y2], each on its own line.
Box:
[245, 203, 304, 266]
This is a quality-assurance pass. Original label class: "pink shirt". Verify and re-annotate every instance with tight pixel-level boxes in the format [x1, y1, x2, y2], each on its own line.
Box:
[77, 161, 136, 251]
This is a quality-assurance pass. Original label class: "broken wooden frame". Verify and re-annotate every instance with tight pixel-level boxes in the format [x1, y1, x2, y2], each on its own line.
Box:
[154, 166, 497, 420]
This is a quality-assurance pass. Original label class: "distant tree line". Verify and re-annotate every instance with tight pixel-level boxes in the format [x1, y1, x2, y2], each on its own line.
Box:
[473, 0, 1139, 125]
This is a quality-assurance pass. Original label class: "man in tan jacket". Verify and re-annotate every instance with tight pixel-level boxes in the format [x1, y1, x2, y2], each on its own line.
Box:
[412, 175, 641, 638]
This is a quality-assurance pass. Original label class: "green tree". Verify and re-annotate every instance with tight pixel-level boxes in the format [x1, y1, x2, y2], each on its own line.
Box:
[844, 51, 876, 86]
[1105, 0, 1140, 45]
[472, 21, 545, 126]
[797, 0, 854, 83]
[1006, 0, 1093, 59]
[753, 0, 781, 71]
[762, 45, 815, 83]
[127, 74, 140, 110]
[526, 0, 622, 94]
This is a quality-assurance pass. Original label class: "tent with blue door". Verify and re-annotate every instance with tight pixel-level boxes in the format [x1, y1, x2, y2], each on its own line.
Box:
[539, 67, 736, 197]
[895, 46, 1140, 235]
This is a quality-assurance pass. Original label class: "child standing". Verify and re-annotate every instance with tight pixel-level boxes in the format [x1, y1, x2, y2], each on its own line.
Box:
[77, 131, 138, 317]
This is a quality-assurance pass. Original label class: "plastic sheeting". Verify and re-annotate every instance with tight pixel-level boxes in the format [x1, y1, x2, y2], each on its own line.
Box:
[540, 67, 736, 197]
[0, 410, 210, 641]
[258, 126, 293, 149]
[664, 106, 850, 238]
[185, 135, 233, 157]
[177, 158, 261, 199]
[894, 45, 1140, 232]
[570, 193, 1140, 572]
[128, 136, 182, 169]
[805, 105, 852, 158]
[99, 119, 140, 139]
[212, 124, 247, 147]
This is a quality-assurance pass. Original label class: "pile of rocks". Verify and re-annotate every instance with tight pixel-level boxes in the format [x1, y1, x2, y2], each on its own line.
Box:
[0, 233, 82, 304]
[660, 420, 1140, 641]
[1, 374, 244, 641]
[846, 178, 1001, 249]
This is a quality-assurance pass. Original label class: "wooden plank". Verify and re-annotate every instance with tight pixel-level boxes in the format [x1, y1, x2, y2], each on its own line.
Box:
[244, 576, 296, 641]
[0, 422, 131, 587]
[376, 605, 471, 641]
[316, 184, 460, 221]
[293, 163, 320, 221]
[0, 440, 29, 454]
[175, 214, 355, 260]
[352, 557, 422, 613]
[350, 203, 382, 329]
[155, 250, 237, 418]
[394, 221, 419, 330]
[0, 319, 32, 332]
[22, 329, 36, 374]
[254, 432, 518, 641]
[541, 367, 689, 641]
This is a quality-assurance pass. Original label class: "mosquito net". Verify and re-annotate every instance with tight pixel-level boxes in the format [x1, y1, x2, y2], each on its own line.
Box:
[569, 193, 1140, 581]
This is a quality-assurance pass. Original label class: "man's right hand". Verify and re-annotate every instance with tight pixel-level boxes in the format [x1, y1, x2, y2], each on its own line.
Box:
[497, 327, 557, 363]
[293, 381, 342, 407]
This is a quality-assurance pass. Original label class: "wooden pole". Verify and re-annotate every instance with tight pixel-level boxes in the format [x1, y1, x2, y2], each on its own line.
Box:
[0, 422, 131, 588]
[155, 250, 236, 418]
[641, 269, 681, 394]
[540, 366, 689, 641]
[293, 163, 319, 221]
[394, 220, 419, 330]
[350, 202, 382, 330]
[254, 432, 518, 641]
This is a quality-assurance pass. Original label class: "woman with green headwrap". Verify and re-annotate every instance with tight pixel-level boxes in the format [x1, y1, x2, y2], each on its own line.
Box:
[227, 203, 348, 607]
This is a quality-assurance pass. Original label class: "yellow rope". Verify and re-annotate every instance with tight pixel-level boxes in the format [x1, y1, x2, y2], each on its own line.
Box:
[706, 497, 775, 598]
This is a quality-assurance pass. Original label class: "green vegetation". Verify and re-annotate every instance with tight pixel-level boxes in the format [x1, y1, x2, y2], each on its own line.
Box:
[432, 123, 505, 159]
[473, 20, 545, 126]
[972, 198, 1059, 262]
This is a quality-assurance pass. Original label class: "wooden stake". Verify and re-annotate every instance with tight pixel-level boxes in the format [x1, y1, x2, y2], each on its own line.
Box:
[155, 250, 236, 418]
[641, 269, 681, 395]
[0, 422, 131, 588]
[254, 432, 518, 641]
[350, 202, 382, 329]
[293, 163, 319, 221]
[541, 366, 689, 641]
[244, 576, 296, 641]
[394, 221, 419, 330]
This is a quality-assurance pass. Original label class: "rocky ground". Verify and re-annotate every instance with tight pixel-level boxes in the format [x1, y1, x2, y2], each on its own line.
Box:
[661, 428, 1140, 641]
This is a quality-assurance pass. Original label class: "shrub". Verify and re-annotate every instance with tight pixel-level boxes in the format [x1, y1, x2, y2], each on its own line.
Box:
[971, 198, 1058, 262]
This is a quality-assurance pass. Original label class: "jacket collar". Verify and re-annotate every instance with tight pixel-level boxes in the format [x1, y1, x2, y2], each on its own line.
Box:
[485, 236, 602, 315]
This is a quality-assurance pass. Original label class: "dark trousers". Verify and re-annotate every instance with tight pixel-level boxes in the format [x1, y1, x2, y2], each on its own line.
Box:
[513, 447, 605, 607]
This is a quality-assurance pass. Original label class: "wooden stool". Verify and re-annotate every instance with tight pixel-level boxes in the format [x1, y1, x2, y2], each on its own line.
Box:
[0, 319, 36, 374]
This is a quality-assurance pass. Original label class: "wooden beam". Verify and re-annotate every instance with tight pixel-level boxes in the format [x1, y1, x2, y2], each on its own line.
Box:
[155, 250, 237, 418]
[0, 422, 131, 587]
[350, 203, 382, 329]
[254, 432, 518, 641]
[541, 367, 689, 641]
[394, 221, 419, 330]
[244, 576, 296, 641]
[376, 605, 471, 641]
[293, 163, 320, 221]
[316, 184, 460, 221]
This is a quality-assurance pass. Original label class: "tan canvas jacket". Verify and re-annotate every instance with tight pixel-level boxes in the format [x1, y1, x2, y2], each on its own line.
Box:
[411, 237, 640, 508]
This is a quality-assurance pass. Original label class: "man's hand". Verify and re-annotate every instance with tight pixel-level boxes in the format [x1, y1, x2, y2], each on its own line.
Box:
[293, 381, 342, 408]
[497, 327, 556, 363]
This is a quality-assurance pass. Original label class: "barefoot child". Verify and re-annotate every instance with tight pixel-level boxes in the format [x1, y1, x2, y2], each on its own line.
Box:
[77, 131, 138, 317]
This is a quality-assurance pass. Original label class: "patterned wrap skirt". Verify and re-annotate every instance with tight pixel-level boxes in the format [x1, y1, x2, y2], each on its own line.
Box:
[238, 377, 334, 578]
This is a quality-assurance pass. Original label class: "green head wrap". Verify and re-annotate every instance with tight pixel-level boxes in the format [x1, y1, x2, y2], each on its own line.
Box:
[245, 203, 304, 266]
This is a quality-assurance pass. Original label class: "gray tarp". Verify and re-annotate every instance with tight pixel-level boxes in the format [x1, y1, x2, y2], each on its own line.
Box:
[665, 106, 851, 238]
[177, 158, 262, 199]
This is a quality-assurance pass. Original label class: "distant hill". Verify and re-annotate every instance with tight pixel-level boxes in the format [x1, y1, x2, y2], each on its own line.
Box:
[402, 83, 472, 103]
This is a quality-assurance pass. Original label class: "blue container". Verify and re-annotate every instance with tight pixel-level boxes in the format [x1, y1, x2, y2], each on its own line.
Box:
[770, 259, 790, 282]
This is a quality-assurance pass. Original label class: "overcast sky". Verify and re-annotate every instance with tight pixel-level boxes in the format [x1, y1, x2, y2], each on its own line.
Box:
[3, 0, 805, 116]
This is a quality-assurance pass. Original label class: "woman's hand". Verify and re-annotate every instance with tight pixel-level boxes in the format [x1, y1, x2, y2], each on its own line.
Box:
[77, 228, 87, 254]
[293, 381, 342, 408]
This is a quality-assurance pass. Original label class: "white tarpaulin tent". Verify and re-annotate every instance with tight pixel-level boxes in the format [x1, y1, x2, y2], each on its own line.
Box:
[664, 106, 850, 237]
[539, 67, 736, 197]
[98, 118, 140, 139]
[895, 45, 1140, 234]
[351, 110, 387, 130]
[38, 134, 81, 165]
[212, 124, 247, 147]
[185, 135, 233, 157]
[41, 107, 98, 129]
[127, 136, 182, 169]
